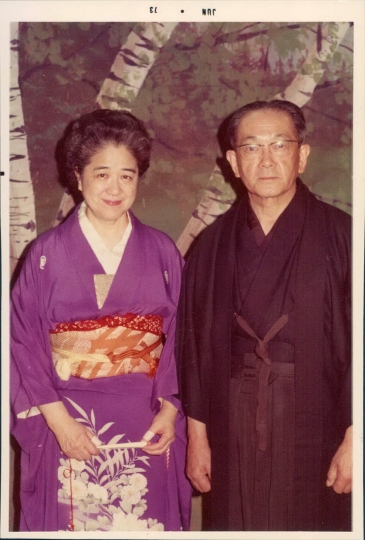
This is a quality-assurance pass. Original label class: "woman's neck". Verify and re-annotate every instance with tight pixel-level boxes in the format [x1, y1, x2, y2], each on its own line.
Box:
[86, 210, 129, 249]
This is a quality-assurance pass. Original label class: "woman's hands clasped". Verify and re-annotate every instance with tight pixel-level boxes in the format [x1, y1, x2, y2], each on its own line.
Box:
[141, 399, 178, 456]
[40, 398, 178, 461]
[39, 401, 100, 461]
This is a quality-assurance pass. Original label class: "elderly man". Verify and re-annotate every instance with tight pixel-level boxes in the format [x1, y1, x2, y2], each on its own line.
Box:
[176, 100, 352, 531]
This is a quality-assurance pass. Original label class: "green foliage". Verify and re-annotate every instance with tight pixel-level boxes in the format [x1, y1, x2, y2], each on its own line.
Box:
[266, 24, 307, 59]
[107, 23, 133, 48]
[303, 147, 352, 214]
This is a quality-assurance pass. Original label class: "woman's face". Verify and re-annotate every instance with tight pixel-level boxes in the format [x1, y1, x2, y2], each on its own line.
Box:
[75, 143, 138, 230]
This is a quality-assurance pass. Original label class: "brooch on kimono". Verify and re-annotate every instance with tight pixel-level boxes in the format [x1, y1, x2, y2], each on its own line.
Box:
[40, 255, 47, 270]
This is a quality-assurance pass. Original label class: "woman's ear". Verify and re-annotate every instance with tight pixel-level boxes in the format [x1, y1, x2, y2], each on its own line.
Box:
[74, 169, 82, 192]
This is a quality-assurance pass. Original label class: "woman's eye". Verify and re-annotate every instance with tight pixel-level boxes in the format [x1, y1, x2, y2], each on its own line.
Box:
[96, 173, 108, 180]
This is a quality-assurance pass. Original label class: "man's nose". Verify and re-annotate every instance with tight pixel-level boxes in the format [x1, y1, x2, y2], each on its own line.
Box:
[259, 145, 275, 165]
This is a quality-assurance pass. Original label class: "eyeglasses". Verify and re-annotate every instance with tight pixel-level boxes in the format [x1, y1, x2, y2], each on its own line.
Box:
[236, 140, 300, 159]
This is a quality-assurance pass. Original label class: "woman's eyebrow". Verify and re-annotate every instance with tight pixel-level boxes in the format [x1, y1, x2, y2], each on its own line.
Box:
[92, 165, 137, 173]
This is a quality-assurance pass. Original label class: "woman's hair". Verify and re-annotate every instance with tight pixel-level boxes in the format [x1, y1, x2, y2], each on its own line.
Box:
[227, 99, 307, 149]
[60, 109, 152, 184]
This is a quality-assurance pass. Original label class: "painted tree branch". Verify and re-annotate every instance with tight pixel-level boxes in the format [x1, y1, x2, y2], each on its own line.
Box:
[176, 22, 351, 257]
[9, 22, 37, 275]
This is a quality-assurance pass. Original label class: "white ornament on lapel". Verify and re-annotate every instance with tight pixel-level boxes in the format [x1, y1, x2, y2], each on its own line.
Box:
[40, 256, 47, 270]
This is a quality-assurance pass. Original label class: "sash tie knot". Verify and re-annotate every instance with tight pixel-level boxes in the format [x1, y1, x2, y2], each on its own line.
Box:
[235, 313, 289, 451]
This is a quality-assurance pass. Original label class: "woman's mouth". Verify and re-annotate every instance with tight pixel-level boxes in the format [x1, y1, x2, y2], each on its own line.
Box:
[103, 200, 122, 206]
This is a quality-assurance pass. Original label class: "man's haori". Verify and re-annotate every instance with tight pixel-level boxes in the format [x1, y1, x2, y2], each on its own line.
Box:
[176, 178, 351, 531]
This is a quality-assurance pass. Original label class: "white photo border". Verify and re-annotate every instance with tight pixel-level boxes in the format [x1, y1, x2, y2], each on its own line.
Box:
[1, 2, 364, 539]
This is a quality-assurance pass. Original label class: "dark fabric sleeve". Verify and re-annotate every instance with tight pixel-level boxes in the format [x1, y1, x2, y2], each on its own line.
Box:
[175, 205, 239, 430]
[323, 206, 352, 437]
[175, 224, 222, 425]
[333, 209, 352, 434]
[176, 244, 209, 423]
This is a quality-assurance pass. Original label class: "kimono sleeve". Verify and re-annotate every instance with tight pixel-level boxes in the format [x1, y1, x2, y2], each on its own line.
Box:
[151, 241, 184, 411]
[11, 241, 61, 421]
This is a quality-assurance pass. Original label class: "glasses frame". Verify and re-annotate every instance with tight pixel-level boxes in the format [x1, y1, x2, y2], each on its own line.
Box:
[236, 139, 301, 158]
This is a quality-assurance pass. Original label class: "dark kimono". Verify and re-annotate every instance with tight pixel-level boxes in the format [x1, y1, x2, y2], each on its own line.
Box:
[176, 179, 351, 531]
[11, 208, 192, 532]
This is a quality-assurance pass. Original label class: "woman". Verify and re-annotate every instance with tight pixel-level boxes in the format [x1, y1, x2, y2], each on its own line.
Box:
[10, 109, 191, 532]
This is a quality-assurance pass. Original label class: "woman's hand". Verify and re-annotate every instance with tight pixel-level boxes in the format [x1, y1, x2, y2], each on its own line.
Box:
[141, 399, 178, 456]
[39, 401, 100, 461]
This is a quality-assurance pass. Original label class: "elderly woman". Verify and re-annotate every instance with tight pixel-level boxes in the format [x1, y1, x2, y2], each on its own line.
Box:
[10, 109, 191, 532]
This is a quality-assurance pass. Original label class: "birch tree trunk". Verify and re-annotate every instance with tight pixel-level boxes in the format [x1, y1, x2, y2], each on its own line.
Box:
[176, 167, 236, 256]
[54, 22, 179, 226]
[176, 22, 351, 256]
[9, 21, 37, 532]
[9, 22, 37, 275]
[96, 22, 178, 110]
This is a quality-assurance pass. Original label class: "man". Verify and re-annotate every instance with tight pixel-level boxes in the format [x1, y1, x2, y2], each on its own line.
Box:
[176, 100, 352, 531]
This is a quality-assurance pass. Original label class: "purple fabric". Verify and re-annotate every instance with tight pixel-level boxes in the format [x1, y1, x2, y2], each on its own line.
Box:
[11, 207, 192, 532]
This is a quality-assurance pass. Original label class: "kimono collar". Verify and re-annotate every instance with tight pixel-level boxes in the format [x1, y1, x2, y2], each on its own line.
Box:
[78, 201, 132, 274]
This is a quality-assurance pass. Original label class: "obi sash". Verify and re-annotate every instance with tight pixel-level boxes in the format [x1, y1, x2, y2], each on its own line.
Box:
[50, 313, 163, 381]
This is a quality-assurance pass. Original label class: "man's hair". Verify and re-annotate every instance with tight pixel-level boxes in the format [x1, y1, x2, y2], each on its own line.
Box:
[227, 100, 307, 149]
[60, 109, 152, 184]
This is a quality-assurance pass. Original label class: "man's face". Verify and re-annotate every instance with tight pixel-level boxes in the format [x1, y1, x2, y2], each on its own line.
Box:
[226, 109, 310, 206]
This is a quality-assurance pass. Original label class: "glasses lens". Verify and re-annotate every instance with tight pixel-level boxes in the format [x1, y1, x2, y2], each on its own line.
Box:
[238, 140, 296, 159]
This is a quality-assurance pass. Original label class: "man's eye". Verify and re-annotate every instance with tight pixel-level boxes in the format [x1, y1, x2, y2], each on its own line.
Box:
[273, 141, 285, 150]
[246, 145, 259, 152]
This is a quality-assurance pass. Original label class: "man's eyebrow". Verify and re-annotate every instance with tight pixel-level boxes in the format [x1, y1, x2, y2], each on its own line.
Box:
[240, 133, 292, 142]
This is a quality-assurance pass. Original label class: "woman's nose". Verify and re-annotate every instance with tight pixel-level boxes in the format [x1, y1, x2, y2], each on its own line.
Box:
[107, 176, 122, 193]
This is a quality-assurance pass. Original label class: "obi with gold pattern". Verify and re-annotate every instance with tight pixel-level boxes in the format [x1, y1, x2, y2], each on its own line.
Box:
[50, 313, 163, 381]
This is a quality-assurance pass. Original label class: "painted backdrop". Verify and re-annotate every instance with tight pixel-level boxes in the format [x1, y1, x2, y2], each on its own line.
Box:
[10, 20, 353, 272]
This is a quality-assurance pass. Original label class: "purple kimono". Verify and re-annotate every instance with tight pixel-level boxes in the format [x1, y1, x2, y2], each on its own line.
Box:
[11, 207, 192, 532]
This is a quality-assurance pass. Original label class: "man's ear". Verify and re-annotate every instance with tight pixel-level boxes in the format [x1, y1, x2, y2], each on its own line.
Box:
[298, 144, 310, 174]
[226, 149, 240, 178]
